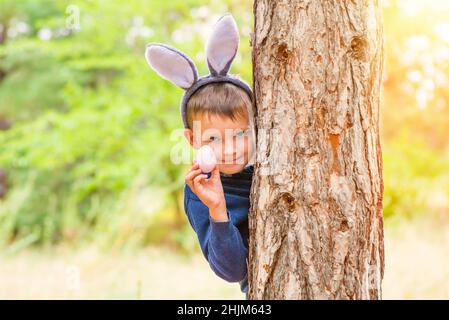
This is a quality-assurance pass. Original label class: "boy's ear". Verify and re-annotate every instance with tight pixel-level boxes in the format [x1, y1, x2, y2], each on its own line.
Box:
[145, 43, 198, 89]
[184, 128, 202, 150]
[183, 129, 193, 145]
[206, 13, 239, 76]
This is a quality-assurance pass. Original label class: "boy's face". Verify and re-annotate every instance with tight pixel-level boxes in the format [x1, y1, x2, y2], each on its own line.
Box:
[184, 113, 255, 174]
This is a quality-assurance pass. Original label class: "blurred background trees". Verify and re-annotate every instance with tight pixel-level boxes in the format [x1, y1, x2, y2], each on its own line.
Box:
[0, 0, 448, 254]
[0, 0, 253, 252]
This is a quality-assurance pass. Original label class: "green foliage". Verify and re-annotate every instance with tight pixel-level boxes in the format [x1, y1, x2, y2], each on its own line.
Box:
[0, 0, 253, 250]
[383, 133, 449, 219]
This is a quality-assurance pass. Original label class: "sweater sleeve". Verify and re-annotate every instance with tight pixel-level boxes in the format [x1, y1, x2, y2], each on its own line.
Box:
[184, 191, 248, 283]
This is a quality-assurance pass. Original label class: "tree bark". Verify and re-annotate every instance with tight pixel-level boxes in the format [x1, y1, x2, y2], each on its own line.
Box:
[0, 24, 7, 45]
[0, 24, 8, 82]
[248, 0, 385, 299]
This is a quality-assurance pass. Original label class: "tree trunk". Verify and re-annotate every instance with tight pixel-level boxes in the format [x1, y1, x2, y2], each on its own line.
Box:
[248, 0, 385, 299]
[0, 24, 7, 45]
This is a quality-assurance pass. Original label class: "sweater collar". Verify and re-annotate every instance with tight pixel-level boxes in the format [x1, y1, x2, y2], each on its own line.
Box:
[220, 164, 254, 178]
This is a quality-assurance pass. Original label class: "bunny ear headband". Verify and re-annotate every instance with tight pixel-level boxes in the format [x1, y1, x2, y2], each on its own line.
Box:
[145, 13, 254, 129]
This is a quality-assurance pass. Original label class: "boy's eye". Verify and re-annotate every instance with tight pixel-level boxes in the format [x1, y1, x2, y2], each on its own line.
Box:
[235, 130, 247, 137]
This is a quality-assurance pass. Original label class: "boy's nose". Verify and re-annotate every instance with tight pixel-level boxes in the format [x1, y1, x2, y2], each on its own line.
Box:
[222, 142, 236, 161]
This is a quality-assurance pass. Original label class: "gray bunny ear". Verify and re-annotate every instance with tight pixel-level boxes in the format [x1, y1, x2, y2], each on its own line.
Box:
[206, 13, 239, 76]
[145, 43, 198, 90]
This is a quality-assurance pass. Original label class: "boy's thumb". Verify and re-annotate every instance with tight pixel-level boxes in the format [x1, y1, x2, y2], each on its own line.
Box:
[212, 165, 219, 178]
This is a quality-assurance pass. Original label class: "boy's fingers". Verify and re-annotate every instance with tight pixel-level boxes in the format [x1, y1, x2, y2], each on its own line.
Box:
[193, 173, 207, 186]
[188, 163, 199, 173]
[185, 169, 202, 192]
[211, 165, 220, 181]
[185, 168, 202, 182]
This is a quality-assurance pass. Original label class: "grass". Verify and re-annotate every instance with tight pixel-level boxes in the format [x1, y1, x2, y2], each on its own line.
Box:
[0, 214, 448, 299]
[0, 245, 244, 299]
[382, 213, 449, 299]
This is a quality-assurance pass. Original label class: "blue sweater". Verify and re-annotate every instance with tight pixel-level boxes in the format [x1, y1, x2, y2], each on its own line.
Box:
[183, 165, 253, 293]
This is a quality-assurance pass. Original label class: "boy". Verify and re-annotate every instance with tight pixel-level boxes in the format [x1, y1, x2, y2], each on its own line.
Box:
[184, 82, 255, 298]
[145, 13, 255, 298]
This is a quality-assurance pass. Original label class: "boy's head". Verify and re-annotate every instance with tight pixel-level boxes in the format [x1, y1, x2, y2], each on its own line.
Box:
[144, 13, 255, 174]
[183, 82, 255, 174]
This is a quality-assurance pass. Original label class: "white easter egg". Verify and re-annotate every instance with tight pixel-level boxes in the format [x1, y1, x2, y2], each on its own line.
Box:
[196, 145, 217, 173]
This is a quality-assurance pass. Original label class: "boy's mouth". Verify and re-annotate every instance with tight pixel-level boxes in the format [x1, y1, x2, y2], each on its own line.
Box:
[233, 156, 244, 163]
[224, 155, 244, 164]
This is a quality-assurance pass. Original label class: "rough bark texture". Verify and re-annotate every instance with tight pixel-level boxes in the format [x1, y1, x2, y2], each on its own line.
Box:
[248, 0, 385, 299]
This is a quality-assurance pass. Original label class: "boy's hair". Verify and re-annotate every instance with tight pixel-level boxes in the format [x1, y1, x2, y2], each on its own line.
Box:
[186, 82, 254, 130]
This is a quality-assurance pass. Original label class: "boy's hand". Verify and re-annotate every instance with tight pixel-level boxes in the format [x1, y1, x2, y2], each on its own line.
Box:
[185, 159, 227, 220]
